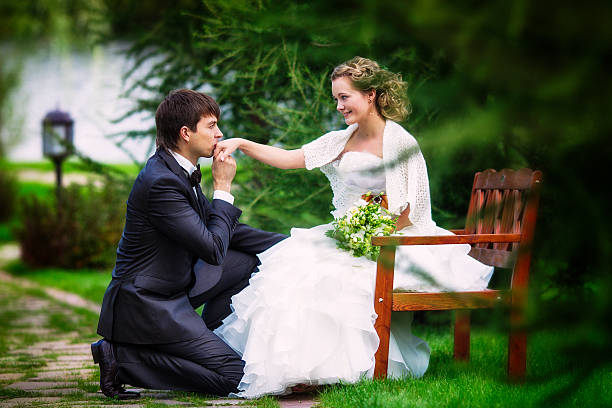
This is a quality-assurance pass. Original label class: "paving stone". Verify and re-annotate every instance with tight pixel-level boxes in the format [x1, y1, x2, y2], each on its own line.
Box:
[151, 399, 193, 405]
[19, 338, 84, 352]
[7, 347, 47, 356]
[7, 380, 78, 390]
[13, 311, 49, 323]
[68, 405, 146, 408]
[0, 396, 62, 407]
[10, 328, 55, 336]
[0, 372, 24, 381]
[46, 343, 92, 353]
[40, 361, 91, 370]
[31, 368, 95, 380]
[278, 394, 318, 408]
[36, 387, 84, 395]
[138, 390, 175, 398]
[206, 399, 253, 406]
[46, 288, 102, 314]
[20, 299, 54, 311]
[57, 354, 93, 361]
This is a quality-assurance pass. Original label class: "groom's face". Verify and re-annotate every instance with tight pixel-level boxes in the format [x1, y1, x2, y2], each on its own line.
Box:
[189, 115, 223, 158]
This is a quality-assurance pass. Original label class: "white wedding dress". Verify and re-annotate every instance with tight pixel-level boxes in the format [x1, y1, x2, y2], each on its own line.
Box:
[215, 149, 494, 399]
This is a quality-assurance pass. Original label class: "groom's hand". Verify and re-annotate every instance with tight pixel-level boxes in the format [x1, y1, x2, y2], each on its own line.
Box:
[212, 155, 236, 193]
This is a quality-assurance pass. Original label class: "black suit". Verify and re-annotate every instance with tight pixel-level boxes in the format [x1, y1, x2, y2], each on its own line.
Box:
[97, 148, 285, 395]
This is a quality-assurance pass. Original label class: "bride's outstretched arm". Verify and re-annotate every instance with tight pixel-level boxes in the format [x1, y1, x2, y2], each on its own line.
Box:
[214, 138, 305, 169]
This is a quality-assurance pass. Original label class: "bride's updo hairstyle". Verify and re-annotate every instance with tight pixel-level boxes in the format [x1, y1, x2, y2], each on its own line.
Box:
[331, 57, 411, 122]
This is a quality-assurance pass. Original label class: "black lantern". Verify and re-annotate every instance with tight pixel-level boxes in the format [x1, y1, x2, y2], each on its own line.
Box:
[42, 109, 74, 197]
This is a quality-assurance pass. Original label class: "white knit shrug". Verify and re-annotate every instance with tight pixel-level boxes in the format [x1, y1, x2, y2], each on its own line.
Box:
[302, 120, 435, 230]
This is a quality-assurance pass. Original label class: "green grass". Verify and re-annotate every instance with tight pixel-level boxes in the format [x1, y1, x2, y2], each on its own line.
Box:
[16, 181, 55, 199]
[5, 260, 111, 304]
[317, 325, 612, 408]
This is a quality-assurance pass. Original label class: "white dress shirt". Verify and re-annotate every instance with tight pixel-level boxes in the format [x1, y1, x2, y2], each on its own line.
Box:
[170, 150, 234, 205]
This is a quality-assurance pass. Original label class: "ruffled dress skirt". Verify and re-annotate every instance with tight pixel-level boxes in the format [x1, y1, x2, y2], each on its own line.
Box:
[214, 223, 493, 399]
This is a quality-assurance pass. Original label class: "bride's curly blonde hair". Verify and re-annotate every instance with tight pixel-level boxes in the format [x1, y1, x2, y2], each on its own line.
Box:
[331, 57, 411, 122]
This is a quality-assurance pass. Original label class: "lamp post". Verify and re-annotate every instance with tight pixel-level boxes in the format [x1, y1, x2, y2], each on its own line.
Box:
[42, 109, 74, 198]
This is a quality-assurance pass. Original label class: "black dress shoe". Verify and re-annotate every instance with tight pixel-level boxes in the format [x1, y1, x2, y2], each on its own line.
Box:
[91, 339, 140, 400]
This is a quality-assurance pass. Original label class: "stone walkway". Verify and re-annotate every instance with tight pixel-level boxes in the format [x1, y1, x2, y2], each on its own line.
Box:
[0, 243, 319, 407]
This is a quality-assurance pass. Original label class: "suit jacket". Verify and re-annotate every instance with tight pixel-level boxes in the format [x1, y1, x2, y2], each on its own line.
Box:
[97, 148, 284, 344]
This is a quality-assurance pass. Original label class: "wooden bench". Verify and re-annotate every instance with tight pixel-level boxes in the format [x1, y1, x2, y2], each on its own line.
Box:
[372, 168, 543, 381]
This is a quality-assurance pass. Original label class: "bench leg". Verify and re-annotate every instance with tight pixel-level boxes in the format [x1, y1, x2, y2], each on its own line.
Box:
[508, 331, 526, 381]
[374, 312, 392, 379]
[454, 310, 470, 361]
[373, 246, 396, 379]
[508, 286, 527, 382]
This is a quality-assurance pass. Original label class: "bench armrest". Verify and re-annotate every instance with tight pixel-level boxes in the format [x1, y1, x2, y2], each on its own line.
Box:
[372, 233, 521, 246]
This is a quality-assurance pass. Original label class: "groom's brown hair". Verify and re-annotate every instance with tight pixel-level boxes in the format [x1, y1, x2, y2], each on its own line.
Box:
[155, 89, 220, 152]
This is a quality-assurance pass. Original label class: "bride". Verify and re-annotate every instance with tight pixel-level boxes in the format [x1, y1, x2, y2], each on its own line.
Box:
[212, 56, 493, 398]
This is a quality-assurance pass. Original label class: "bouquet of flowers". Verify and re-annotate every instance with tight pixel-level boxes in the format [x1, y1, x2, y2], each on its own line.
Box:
[326, 193, 397, 261]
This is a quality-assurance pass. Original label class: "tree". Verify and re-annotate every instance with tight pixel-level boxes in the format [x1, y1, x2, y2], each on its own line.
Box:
[114, 0, 612, 391]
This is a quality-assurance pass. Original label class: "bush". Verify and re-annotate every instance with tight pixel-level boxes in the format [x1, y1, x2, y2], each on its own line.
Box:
[14, 180, 128, 269]
[0, 169, 17, 222]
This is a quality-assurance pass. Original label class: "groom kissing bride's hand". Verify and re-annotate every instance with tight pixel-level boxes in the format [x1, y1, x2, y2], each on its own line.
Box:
[211, 147, 236, 193]
[91, 89, 286, 399]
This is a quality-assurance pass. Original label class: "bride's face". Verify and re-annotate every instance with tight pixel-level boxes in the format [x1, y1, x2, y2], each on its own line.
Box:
[332, 76, 374, 125]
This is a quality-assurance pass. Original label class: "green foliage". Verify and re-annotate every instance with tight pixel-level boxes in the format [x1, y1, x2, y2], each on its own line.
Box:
[116, 0, 444, 232]
[13, 181, 127, 269]
[0, 0, 108, 46]
[0, 55, 22, 158]
[0, 180, 55, 242]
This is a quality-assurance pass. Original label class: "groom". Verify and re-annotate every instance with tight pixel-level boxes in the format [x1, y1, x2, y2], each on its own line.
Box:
[92, 89, 286, 399]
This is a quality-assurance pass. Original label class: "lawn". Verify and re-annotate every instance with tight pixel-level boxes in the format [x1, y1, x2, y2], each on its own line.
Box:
[318, 325, 611, 408]
[5, 261, 111, 304]
[3, 261, 609, 408]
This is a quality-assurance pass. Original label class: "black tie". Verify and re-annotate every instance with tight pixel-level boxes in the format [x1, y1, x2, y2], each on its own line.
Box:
[189, 164, 202, 187]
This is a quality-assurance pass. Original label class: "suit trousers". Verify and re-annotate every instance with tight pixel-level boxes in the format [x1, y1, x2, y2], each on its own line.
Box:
[114, 250, 259, 395]
[116, 332, 244, 396]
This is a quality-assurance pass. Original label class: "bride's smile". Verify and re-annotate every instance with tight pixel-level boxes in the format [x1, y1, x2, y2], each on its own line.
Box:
[332, 76, 376, 125]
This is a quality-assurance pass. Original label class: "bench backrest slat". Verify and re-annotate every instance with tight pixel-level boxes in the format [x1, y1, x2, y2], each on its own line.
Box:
[464, 169, 543, 287]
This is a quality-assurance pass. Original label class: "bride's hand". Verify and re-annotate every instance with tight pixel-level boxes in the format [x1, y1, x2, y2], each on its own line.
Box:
[395, 203, 412, 231]
[214, 138, 243, 162]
